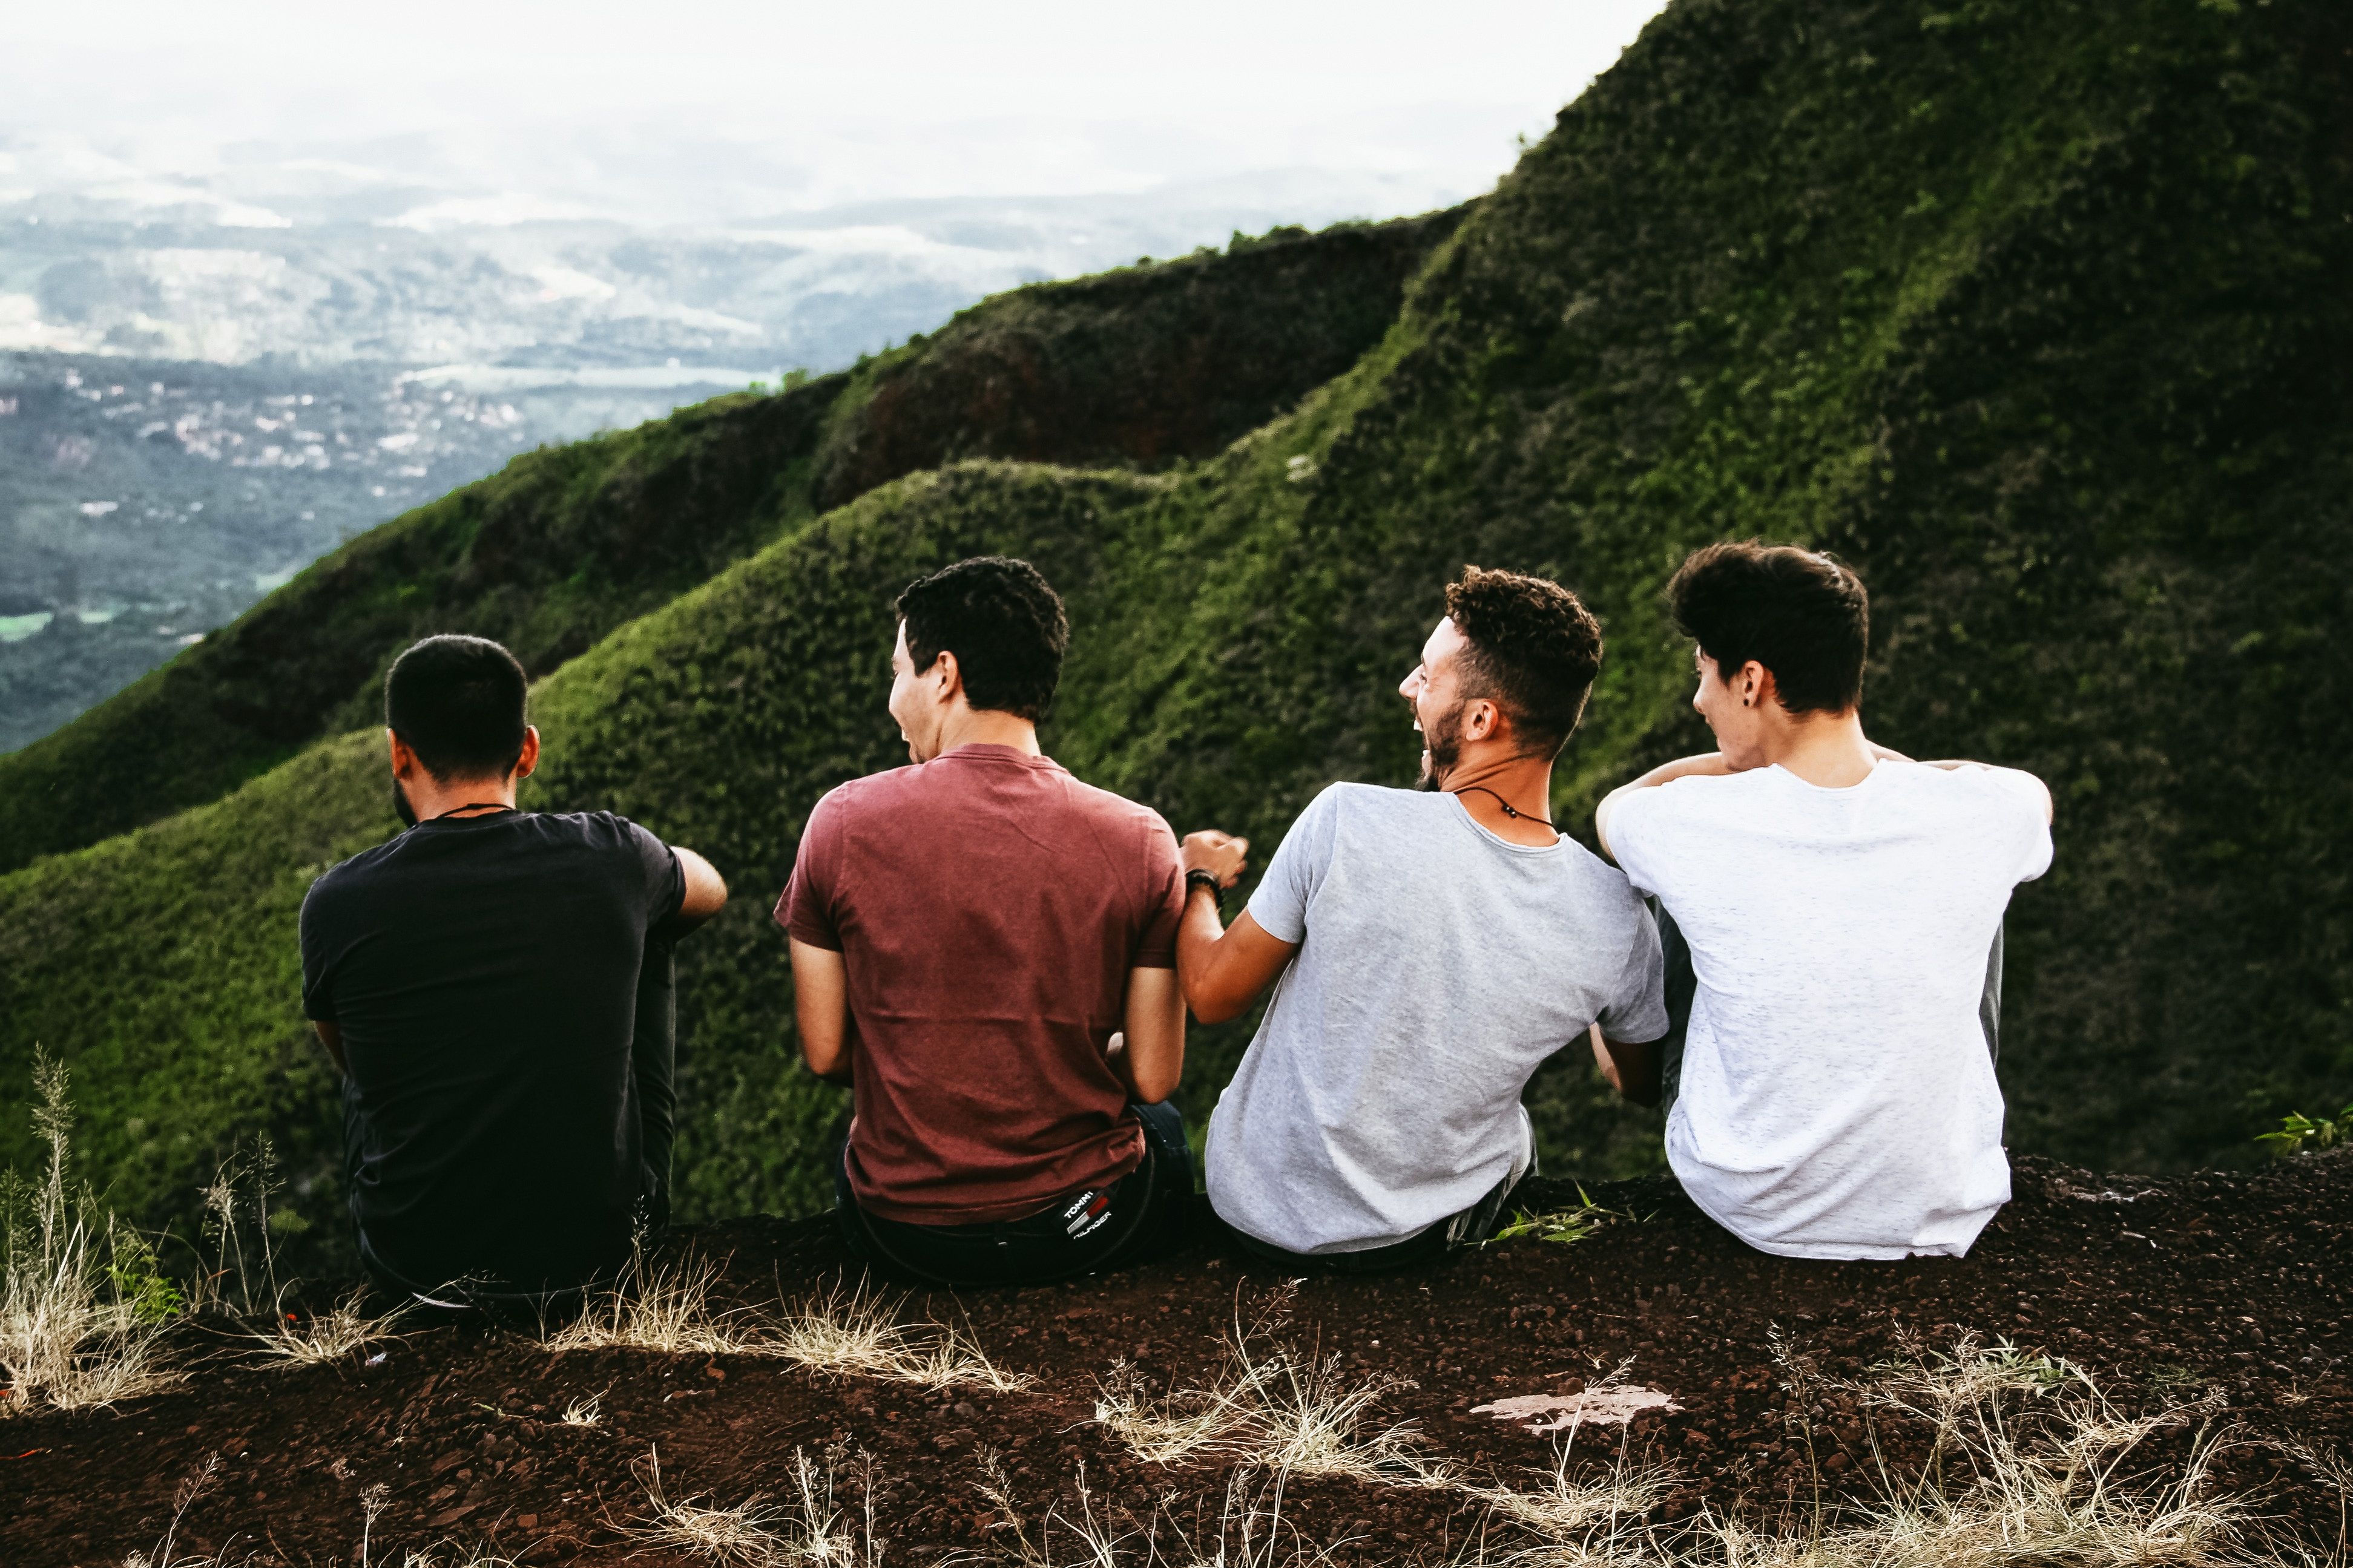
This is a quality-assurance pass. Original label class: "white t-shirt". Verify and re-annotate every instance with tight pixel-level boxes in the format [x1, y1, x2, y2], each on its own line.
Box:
[1607, 761, 2052, 1261]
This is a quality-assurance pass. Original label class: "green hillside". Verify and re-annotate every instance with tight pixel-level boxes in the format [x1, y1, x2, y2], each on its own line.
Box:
[0, 211, 1462, 874]
[4, 0, 2349, 1271]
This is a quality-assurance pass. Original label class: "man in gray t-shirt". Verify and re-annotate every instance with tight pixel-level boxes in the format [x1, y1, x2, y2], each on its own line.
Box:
[1179, 568, 1670, 1268]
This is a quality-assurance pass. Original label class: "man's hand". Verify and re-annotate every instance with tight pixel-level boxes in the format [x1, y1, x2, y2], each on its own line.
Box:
[1180, 830, 1249, 888]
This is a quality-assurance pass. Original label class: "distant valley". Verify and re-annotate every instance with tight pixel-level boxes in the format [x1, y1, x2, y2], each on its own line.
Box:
[0, 351, 743, 753]
[0, 149, 1469, 752]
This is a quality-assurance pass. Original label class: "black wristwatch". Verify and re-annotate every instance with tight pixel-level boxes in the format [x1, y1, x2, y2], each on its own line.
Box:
[1185, 868, 1225, 904]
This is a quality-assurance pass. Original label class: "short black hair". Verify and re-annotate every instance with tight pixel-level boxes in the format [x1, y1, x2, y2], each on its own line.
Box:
[895, 556, 1069, 723]
[1442, 565, 1605, 758]
[1666, 542, 1869, 715]
[384, 634, 529, 781]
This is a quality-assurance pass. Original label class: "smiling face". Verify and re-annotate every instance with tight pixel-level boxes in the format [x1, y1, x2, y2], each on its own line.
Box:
[886, 619, 949, 763]
[1398, 616, 1490, 785]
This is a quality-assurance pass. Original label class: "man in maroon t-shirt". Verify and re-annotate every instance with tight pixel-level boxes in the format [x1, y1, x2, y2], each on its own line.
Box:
[778, 556, 1223, 1285]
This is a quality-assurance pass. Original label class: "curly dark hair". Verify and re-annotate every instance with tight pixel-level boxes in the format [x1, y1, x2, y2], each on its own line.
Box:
[1666, 542, 1868, 715]
[1442, 566, 1605, 758]
[384, 634, 529, 781]
[895, 556, 1070, 722]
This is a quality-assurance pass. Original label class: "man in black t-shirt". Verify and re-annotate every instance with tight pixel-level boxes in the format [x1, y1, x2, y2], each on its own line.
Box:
[300, 635, 727, 1303]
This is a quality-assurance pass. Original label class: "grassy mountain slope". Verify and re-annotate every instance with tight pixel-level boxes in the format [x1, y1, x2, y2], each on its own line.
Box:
[0, 211, 1463, 874]
[4, 0, 2349, 1267]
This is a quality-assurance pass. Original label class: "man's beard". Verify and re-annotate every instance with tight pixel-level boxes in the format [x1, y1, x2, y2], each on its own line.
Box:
[1417, 700, 1467, 789]
[392, 778, 418, 828]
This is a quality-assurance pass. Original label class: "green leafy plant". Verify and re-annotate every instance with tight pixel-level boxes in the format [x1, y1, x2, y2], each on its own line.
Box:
[2256, 1103, 2352, 1158]
[1489, 1187, 1627, 1247]
[106, 1232, 185, 1325]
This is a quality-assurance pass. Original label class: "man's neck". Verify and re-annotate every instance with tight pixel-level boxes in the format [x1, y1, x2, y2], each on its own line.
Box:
[1437, 747, 1558, 845]
[1757, 707, 1877, 789]
[403, 773, 519, 822]
[931, 707, 1042, 759]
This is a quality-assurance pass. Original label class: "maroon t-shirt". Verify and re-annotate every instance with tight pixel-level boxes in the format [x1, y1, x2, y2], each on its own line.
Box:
[778, 744, 1185, 1224]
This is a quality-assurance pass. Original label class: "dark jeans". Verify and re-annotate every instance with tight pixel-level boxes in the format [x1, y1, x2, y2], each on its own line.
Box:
[834, 1101, 1194, 1288]
[1224, 1161, 1531, 1276]
[348, 932, 679, 1310]
[1651, 901, 2005, 1119]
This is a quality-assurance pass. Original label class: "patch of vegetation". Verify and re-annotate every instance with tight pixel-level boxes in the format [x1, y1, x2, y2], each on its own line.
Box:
[2, 0, 2351, 1269]
[2257, 1104, 2352, 1159]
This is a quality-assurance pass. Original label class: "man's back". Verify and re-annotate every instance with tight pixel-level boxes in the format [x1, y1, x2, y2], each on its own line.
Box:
[781, 743, 1182, 1224]
[1608, 759, 2053, 1259]
[300, 810, 683, 1291]
[1208, 784, 1665, 1255]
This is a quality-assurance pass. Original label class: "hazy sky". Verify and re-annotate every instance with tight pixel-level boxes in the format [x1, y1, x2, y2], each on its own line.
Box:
[3, 1, 1673, 214]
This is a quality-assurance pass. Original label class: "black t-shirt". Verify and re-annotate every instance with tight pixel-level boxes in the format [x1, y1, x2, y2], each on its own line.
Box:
[300, 810, 685, 1293]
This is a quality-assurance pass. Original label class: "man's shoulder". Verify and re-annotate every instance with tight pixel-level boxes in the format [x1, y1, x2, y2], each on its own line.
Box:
[304, 838, 400, 916]
[1055, 771, 1174, 838]
[1881, 761, 2050, 831]
[809, 766, 922, 818]
[1312, 779, 1441, 822]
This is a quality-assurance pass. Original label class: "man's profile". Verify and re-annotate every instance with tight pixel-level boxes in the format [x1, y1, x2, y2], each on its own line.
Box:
[1180, 566, 1669, 1271]
[300, 634, 726, 1305]
[779, 556, 1194, 1287]
[1595, 542, 2054, 1261]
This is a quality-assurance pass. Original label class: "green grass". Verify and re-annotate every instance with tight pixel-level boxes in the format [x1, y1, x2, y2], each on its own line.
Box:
[2, 0, 2350, 1269]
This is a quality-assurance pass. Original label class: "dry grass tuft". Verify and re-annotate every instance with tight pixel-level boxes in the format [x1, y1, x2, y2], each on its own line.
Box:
[1093, 1293, 1438, 1486]
[2, 1054, 183, 1415]
[245, 1285, 408, 1369]
[547, 1258, 1026, 1393]
[630, 1444, 883, 1567]
[771, 1281, 1030, 1393]
[975, 1452, 1345, 1568]
[546, 1249, 769, 1357]
[393, 1548, 523, 1568]
[558, 1389, 605, 1427]
[1473, 1442, 1676, 1541]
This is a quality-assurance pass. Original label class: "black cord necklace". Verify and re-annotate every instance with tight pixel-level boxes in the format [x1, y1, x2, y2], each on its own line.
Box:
[1447, 784, 1559, 837]
[431, 802, 518, 821]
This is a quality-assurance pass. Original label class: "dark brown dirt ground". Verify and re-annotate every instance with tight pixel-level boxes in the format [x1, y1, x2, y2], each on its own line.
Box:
[6, 1152, 2348, 1566]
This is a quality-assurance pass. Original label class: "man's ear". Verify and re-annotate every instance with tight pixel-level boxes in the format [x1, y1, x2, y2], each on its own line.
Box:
[513, 724, 541, 781]
[1738, 660, 1774, 710]
[386, 727, 416, 778]
[1464, 696, 1502, 742]
[930, 649, 964, 705]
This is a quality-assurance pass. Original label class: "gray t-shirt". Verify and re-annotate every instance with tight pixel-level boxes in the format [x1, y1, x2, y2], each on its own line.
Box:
[1205, 783, 1668, 1255]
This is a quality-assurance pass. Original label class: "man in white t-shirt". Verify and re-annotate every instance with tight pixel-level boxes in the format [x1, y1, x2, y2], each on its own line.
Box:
[1595, 542, 2053, 1261]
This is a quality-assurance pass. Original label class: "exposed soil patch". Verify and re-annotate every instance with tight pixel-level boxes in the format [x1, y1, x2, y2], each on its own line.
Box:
[7, 1153, 2347, 1565]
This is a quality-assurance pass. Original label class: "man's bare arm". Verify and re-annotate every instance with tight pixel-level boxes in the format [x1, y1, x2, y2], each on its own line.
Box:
[1587, 1023, 1662, 1107]
[1111, 966, 1186, 1103]
[312, 1020, 349, 1077]
[1594, 753, 1731, 862]
[1173, 830, 1299, 1024]
[788, 938, 854, 1084]
[670, 845, 729, 930]
[1179, 904, 1299, 1025]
